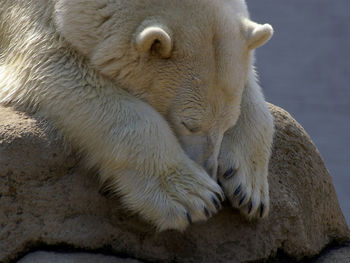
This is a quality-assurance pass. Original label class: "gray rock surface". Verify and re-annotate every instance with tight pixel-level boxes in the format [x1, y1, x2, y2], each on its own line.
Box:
[0, 104, 349, 263]
[15, 244, 350, 263]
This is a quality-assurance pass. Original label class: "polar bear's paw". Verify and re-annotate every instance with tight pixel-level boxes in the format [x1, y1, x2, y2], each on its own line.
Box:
[120, 158, 224, 232]
[217, 149, 270, 219]
[149, 161, 225, 231]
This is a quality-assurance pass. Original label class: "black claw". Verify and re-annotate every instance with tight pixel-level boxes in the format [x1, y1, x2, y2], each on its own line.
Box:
[239, 194, 246, 206]
[217, 179, 222, 187]
[212, 196, 221, 210]
[223, 166, 237, 180]
[186, 212, 193, 224]
[216, 192, 225, 202]
[204, 207, 210, 217]
[234, 185, 242, 196]
[260, 204, 265, 218]
[248, 201, 253, 214]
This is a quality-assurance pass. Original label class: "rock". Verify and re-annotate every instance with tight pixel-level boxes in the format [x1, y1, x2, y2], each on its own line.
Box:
[0, 104, 349, 263]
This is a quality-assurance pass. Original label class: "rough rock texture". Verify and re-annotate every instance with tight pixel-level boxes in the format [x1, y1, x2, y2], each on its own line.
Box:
[0, 104, 349, 263]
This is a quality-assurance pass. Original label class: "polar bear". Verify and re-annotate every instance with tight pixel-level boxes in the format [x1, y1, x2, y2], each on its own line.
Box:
[0, 0, 274, 231]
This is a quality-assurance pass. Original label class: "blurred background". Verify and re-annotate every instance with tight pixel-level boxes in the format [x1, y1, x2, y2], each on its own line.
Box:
[249, 0, 350, 225]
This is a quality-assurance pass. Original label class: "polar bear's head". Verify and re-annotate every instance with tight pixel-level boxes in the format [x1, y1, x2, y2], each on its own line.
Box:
[54, 0, 273, 177]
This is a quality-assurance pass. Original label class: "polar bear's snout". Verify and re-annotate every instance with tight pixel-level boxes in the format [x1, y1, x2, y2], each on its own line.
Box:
[203, 156, 219, 179]
[177, 133, 223, 178]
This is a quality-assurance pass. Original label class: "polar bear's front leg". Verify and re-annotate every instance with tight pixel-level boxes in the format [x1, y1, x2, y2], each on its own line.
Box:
[63, 96, 224, 231]
[218, 71, 274, 218]
[112, 135, 225, 231]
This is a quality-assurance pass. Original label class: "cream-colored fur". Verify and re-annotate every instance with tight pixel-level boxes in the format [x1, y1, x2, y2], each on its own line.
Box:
[0, 0, 274, 230]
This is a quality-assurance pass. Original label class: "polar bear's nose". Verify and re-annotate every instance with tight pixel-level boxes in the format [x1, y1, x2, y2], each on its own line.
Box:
[204, 157, 218, 179]
[177, 132, 221, 179]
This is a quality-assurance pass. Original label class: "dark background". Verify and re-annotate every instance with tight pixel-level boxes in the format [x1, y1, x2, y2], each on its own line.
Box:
[249, 0, 350, 225]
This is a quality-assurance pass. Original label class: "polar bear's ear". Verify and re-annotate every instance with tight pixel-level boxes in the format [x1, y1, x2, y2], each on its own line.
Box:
[136, 26, 173, 58]
[243, 19, 273, 50]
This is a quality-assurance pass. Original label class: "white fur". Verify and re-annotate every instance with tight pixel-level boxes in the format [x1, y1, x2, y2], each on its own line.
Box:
[0, 0, 274, 230]
[136, 26, 173, 58]
[218, 69, 274, 218]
